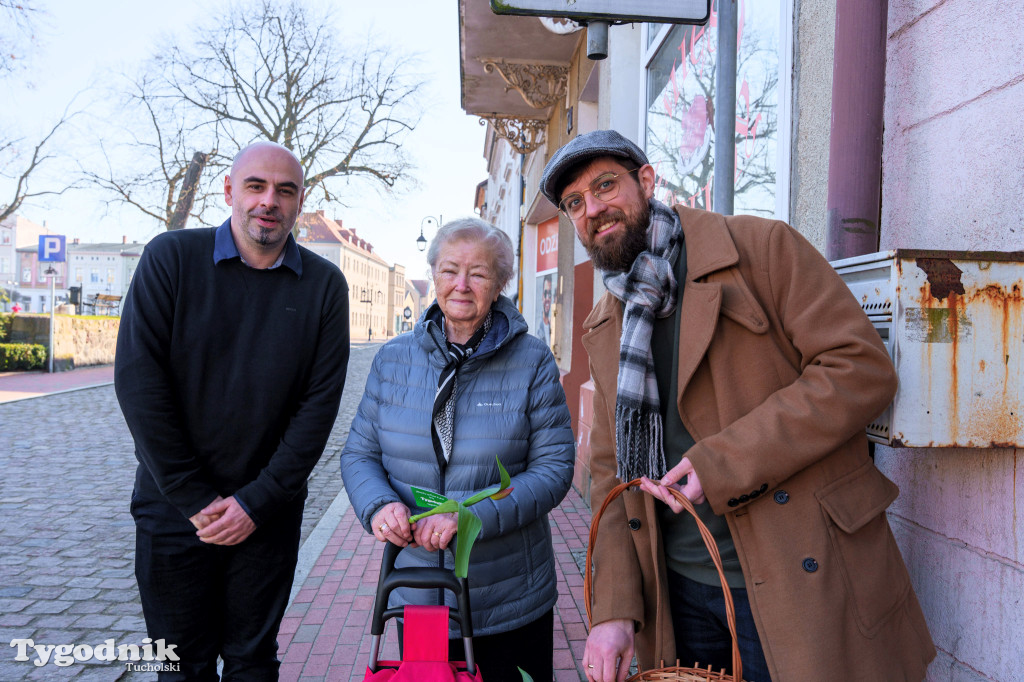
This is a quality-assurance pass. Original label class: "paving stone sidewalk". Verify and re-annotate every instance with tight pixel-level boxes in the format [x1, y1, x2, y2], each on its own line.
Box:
[276, 486, 594, 682]
[0, 343, 380, 680]
[0, 341, 596, 680]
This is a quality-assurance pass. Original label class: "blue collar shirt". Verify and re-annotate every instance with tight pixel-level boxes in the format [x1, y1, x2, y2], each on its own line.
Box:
[212, 218, 303, 278]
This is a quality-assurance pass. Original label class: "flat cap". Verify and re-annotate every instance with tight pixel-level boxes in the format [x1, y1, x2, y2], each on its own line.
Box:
[539, 129, 649, 205]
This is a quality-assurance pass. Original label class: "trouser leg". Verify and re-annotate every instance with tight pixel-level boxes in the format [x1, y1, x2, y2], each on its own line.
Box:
[133, 497, 223, 682]
[219, 500, 303, 682]
[447, 609, 554, 682]
[667, 569, 771, 682]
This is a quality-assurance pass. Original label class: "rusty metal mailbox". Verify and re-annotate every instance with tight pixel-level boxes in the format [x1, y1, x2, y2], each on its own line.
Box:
[832, 249, 1023, 448]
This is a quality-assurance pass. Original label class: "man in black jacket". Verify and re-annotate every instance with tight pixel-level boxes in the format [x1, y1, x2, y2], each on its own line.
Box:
[116, 141, 350, 679]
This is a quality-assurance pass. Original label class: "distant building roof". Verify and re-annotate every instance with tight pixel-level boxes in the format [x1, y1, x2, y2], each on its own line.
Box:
[295, 210, 347, 244]
[295, 210, 388, 265]
[409, 279, 431, 297]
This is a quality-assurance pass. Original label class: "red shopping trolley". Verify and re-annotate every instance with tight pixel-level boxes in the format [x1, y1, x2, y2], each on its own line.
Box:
[362, 541, 484, 681]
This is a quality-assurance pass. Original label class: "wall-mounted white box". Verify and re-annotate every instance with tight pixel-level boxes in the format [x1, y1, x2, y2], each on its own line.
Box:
[832, 250, 1023, 448]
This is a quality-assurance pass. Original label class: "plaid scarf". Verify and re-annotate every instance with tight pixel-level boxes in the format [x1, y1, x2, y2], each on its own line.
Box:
[601, 199, 682, 482]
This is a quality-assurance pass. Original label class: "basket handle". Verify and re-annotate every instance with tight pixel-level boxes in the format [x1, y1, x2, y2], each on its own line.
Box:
[584, 479, 742, 681]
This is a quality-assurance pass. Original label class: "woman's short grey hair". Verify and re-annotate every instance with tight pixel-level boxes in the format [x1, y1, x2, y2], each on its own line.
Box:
[426, 217, 515, 291]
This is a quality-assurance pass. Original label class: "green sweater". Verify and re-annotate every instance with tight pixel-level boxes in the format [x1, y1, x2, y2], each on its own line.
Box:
[651, 242, 744, 589]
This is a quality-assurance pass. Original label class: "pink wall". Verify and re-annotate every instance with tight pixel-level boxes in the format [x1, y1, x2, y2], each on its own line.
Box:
[879, 2, 1024, 680]
[881, 0, 1024, 252]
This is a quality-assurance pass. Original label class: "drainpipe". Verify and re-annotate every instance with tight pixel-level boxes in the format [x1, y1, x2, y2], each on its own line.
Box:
[825, 0, 889, 261]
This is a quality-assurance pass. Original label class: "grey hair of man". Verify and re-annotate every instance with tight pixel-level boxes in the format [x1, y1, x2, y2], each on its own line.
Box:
[427, 217, 516, 291]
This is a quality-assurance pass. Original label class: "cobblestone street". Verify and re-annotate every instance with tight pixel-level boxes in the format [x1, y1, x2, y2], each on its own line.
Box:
[0, 343, 381, 681]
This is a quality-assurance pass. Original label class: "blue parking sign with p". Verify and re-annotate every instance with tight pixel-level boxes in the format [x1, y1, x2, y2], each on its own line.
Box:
[38, 235, 66, 262]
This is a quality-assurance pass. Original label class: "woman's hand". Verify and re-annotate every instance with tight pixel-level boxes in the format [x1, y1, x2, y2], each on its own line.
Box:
[371, 502, 414, 546]
[412, 512, 458, 551]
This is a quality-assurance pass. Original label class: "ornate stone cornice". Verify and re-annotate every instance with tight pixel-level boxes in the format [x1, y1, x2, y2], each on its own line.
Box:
[480, 59, 569, 109]
[479, 116, 547, 155]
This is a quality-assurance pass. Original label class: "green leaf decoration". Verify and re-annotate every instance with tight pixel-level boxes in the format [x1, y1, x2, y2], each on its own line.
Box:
[518, 667, 534, 682]
[408, 499, 459, 523]
[463, 456, 513, 506]
[496, 455, 511, 490]
[406, 455, 513, 578]
[463, 485, 501, 507]
[453, 504, 482, 578]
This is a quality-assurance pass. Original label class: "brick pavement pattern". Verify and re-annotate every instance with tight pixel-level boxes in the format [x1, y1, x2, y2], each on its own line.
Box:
[0, 341, 598, 680]
[277, 489, 594, 682]
[0, 343, 379, 680]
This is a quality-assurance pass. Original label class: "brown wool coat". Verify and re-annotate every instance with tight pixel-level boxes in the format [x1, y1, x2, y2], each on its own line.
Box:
[582, 206, 936, 681]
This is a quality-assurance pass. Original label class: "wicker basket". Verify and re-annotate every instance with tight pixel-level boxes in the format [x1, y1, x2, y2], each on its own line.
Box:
[584, 479, 745, 682]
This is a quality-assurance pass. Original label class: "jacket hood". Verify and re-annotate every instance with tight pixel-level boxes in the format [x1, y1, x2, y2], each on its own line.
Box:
[414, 294, 527, 362]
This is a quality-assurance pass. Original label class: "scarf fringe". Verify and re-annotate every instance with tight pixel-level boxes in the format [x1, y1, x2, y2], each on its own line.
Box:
[614, 402, 668, 482]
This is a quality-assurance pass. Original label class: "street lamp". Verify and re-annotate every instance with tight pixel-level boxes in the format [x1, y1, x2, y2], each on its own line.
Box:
[359, 288, 382, 341]
[417, 215, 442, 252]
[43, 265, 58, 373]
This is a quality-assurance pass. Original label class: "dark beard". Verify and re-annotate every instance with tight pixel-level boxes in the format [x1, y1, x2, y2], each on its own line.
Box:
[253, 227, 274, 246]
[245, 211, 284, 246]
[584, 202, 651, 272]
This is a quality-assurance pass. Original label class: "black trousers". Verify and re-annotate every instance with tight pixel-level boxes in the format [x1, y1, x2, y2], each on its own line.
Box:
[132, 493, 303, 681]
[400, 608, 554, 682]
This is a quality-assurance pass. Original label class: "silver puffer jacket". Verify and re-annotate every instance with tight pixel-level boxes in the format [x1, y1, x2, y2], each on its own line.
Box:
[341, 295, 575, 636]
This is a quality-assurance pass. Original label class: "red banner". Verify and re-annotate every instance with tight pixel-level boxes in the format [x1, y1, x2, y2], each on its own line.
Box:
[536, 218, 558, 274]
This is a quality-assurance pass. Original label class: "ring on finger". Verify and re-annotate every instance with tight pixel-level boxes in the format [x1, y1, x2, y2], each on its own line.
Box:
[380, 523, 389, 533]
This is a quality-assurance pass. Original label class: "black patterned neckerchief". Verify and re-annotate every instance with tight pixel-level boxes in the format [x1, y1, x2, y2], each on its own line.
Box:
[431, 311, 492, 466]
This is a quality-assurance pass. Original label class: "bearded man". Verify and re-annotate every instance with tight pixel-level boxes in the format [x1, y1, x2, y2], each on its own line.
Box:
[541, 130, 935, 682]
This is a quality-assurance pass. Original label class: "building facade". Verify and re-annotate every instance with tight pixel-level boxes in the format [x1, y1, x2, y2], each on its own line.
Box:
[458, 1, 1023, 679]
[67, 239, 144, 304]
[1, 215, 55, 311]
[14, 237, 145, 313]
[295, 210, 400, 340]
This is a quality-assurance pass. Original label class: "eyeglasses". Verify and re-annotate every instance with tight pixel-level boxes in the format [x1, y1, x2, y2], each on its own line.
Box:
[558, 167, 640, 221]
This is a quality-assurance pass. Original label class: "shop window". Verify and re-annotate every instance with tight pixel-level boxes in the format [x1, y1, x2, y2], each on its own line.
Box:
[644, 0, 787, 218]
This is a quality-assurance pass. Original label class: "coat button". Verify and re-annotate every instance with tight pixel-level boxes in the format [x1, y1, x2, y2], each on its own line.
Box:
[628, 518, 641, 531]
[774, 490, 789, 504]
[802, 557, 818, 573]
[728, 498, 739, 507]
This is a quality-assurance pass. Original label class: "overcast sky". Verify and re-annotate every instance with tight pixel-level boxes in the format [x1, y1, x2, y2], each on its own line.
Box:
[4, 1, 488, 280]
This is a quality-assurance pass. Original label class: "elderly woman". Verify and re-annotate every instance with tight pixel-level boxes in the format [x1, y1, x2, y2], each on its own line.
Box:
[341, 218, 575, 681]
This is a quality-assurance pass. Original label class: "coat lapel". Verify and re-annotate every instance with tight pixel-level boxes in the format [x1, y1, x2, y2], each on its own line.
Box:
[674, 206, 768, 398]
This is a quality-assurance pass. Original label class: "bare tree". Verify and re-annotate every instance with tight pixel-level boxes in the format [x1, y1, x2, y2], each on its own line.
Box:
[0, 104, 80, 224]
[0, 0, 43, 77]
[92, 0, 423, 230]
[646, 18, 779, 216]
[82, 73, 222, 230]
